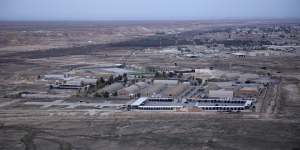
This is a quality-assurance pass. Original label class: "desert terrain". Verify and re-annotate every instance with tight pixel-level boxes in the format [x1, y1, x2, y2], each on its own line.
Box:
[0, 20, 300, 150]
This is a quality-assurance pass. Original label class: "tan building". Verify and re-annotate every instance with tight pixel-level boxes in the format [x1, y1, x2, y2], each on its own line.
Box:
[209, 89, 234, 99]
[238, 87, 258, 97]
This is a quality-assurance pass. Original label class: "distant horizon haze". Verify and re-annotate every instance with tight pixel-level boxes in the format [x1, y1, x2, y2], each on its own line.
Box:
[1, 0, 300, 21]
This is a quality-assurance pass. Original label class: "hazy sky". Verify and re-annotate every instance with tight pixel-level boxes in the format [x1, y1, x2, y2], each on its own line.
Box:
[1, 0, 300, 20]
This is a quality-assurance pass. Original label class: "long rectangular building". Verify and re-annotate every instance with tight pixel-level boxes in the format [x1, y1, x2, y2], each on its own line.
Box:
[129, 97, 254, 112]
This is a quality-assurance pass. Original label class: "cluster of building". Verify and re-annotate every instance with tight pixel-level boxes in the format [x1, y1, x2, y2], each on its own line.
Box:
[43, 74, 97, 90]
[39, 60, 276, 113]
[123, 68, 274, 112]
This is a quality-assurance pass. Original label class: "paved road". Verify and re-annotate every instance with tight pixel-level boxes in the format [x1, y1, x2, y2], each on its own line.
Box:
[24, 100, 124, 109]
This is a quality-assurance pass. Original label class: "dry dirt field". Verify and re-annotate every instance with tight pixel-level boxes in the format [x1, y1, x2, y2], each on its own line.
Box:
[0, 111, 299, 150]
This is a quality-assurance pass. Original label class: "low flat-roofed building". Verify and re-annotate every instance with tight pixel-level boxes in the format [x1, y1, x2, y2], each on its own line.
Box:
[50, 80, 83, 89]
[44, 74, 72, 83]
[209, 89, 233, 99]
[130, 97, 148, 107]
[238, 87, 258, 97]
[232, 52, 247, 57]
[79, 78, 97, 85]
[153, 80, 178, 85]
[208, 82, 235, 90]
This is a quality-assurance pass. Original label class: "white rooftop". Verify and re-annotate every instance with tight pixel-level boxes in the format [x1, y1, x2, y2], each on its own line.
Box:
[232, 52, 247, 56]
[131, 97, 148, 106]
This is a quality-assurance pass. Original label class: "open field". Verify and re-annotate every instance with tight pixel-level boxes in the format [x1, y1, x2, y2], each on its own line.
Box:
[1, 111, 300, 150]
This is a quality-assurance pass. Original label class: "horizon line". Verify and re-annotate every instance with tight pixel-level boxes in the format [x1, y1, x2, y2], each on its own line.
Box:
[1, 17, 300, 22]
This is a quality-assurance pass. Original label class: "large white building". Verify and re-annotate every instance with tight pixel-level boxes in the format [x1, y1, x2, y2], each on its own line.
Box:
[129, 97, 254, 112]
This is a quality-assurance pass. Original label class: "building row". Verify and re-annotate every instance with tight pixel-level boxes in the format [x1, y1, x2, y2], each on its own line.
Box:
[129, 97, 254, 112]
